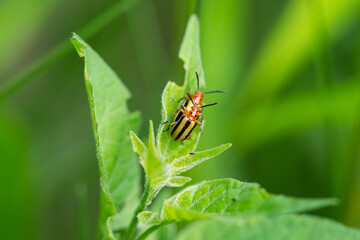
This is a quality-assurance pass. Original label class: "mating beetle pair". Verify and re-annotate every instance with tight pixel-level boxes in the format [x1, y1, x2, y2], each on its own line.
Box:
[162, 72, 226, 142]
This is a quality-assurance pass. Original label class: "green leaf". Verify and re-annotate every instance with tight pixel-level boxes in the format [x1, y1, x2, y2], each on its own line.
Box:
[179, 14, 205, 91]
[70, 33, 140, 239]
[109, 190, 139, 231]
[132, 121, 168, 200]
[177, 215, 360, 240]
[166, 176, 192, 187]
[130, 131, 147, 167]
[163, 179, 335, 222]
[138, 211, 161, 225]
[134, 14, 231, 209]
[148, 120, 162, 171]
[170, 143, 232, 175]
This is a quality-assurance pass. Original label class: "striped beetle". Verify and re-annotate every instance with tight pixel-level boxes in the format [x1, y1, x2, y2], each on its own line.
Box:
[162, 72, 226, 142]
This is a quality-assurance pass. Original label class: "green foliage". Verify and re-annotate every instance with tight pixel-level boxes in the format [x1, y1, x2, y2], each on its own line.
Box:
[130, 121, 230, 204]
[156, 14, 207, 164]
[129, 15, 232, 207]
[177, 215, 360, 240]
[170, 144, 232, 175]
[166, 176, 192, 187]
[1, 0, 359, 238]
[162, 179, 336, 222]
[178, 15, 206, 91]
[71, 13, 360, 240]
[71, 33, 141, 239]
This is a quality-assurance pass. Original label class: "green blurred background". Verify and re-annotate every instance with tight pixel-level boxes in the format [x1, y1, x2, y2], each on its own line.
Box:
[1, 0, 360, 239]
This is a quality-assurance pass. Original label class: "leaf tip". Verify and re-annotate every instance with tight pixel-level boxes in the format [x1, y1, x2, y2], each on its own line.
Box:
[223, 143, 232, 149]
[188, 14, 200, 25]
[149, 119, 154, 131]
[70, 32, 87, 57]
[129, 130, 136, 138]
[324, 198, 339, 206]
[148, 119, 156, 146]
[130, 130, 146, 154]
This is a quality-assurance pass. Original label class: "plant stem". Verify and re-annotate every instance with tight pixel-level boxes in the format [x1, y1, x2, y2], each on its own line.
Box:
[0, 0, 139, 102]
[124, 183, 151, 240]
[136, 221, 172, 240]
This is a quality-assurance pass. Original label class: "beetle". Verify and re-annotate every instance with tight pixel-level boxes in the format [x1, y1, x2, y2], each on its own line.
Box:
[162, 72, 226, 142]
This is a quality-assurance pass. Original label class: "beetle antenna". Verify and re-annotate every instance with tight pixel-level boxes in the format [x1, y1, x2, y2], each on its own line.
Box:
[204, 90, 227, 94]
[195, 72, 200, 90]
[187, 92, 196, 106]
[201, 102, 219, 108]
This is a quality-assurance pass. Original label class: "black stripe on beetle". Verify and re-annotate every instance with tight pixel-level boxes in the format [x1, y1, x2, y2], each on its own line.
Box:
[175, 118, 192, 141]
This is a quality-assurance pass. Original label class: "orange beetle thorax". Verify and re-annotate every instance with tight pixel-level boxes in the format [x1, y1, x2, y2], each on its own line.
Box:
[188, 106, 200, 121]
[192, 90, 204, 106]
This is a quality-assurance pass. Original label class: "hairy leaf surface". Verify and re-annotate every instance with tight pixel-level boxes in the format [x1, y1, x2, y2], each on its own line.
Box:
[179, 14, 205, 92]
[71, 33, 140, 239]
[170, 144, 232, 175]
[163, 179, 336, 222]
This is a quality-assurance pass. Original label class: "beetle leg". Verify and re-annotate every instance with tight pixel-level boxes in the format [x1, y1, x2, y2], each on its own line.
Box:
[181, 105, 189, 115]
[162, 109, 179, 124]
[188, 134, 192, 140]
[162, 122, 177, 132]
[195, 120, 201, 125]
[162, 125, 170, 132]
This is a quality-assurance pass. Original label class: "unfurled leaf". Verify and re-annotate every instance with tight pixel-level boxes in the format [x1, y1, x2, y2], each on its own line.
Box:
[156, 15, 205, 164]
[166, 176, 192, 187]
[179, 14, 205, 91]
[163, 179, 335, 222]
[170, 144, 232, 175]
[71, 33, 140, 239]
[177, 215, 360, 240]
